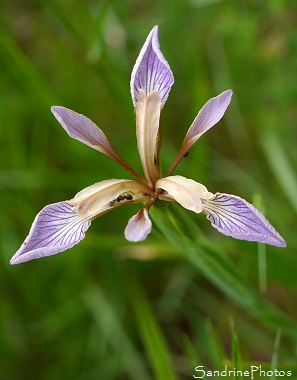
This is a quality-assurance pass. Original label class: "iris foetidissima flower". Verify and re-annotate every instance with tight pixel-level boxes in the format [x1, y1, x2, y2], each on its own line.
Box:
[10, 26, 286, 265]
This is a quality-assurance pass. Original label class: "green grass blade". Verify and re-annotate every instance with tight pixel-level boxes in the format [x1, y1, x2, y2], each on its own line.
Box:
[150, 203, 297, 339]
[0, 29, 58, 108]
[123, 269, 177, 380]
[261, 130, 297, 214]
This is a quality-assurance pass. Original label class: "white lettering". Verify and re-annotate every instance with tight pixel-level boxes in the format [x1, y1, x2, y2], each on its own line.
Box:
[251, 366, 259, 380]
[193, 366, 205, 379]
[221, 366, 227, 376]
[194, 365, 293, 379]
[259, 365, 266, 376]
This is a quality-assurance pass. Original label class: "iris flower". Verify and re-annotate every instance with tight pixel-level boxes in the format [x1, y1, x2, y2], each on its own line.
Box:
[10, 26, 286, 265]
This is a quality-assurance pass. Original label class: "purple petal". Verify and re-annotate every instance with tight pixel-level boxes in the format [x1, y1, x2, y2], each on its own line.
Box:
[130, 25, 174, 108]
[166, 90, 232, 176]
[51, 106, 114, 154]
[202, 193, 286, 247]
[10, 202, 91, 265]
[51, 106, 141, 180]
[185, 90, 233, 142]
[124, 208, 152, 242]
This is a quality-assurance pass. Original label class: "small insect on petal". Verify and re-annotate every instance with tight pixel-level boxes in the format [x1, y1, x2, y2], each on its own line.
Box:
[202, 193, 286, 247]
[71, 179, 151, 218]
[10, 202, 91, 265]
[124, 208, 152, 242]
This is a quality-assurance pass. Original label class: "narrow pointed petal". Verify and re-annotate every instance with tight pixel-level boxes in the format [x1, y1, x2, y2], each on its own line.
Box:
[167, 90, 232, 176]
[136, 90, 162, 185]
[71, 179, 152, 218]
[10, 202, 91, 265]
[130, 25, 174, 108]
[124, 208, 152, 242]
[184, 90, 233, 143]
[202, 193, 286, 247]
[51, 106, 142, 181]
[156, 175, 213, 213]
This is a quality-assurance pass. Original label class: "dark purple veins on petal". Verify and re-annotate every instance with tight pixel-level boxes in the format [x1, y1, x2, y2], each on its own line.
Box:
[202, 193, 286, 247]
[131, 26, 174, 108]
[10, 202, 91, 264]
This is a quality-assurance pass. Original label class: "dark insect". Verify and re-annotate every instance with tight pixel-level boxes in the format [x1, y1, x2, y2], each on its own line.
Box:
[110, 193, 133, 207]
[183, 152, 189, 157]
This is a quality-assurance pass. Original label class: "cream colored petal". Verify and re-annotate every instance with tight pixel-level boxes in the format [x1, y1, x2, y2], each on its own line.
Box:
[70, 179, 151, 218]
[136, 90, 162, 185]
[73, 179, 128, 203]
[156, 175, 213, 213]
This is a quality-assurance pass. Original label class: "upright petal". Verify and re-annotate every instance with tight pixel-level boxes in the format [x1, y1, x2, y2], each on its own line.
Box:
[51, 106, 143, 181]
[136, 90, 162, 185]
[156, 175, 213, 213]
[202, 193, 286, 247]
[124, 208, 152, 242]
[130, 25, 174, 108]
[10, 202, 91, 265]
[167, 90, 232, 176]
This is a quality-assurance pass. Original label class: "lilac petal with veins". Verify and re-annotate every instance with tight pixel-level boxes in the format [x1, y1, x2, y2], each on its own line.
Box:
[167, 90, 233, 175]
[185, 90, 233, 143]
[202, 193, 286, 247]
[51, 106, 142, 180]
[130, 25, 174, 108]
[124, 208, 152, 242]
[10, 202, 90, 265]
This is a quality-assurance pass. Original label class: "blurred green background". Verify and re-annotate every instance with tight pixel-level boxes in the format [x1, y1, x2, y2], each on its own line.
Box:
[1, 0, 297, 379]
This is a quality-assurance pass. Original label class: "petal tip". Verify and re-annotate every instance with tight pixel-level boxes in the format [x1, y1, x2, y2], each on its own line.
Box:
[10, 257, 17, 265]
[202, 193, 287, 248]
[130, 26, 174, 108]
[51, 105, 61, 115]
[275, 237, 286, 248]
[10, 202, 91, 265]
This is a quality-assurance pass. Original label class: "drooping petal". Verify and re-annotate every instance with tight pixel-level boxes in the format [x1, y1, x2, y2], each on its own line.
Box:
[124, 208, 152, 242]
[130, 25, 174, 108]
[167, 90, 233, 176]
[70, 179, 152, 218]
[10, 202, 91, 265]
[202, 193, 286, 247]
[136, 90, 162, 185]
[156, 175, 213, 213]
[51, 106, 143, 181]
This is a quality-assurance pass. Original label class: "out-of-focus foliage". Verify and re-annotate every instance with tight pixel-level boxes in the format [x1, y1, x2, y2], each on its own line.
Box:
[1, 1, 297, 379]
